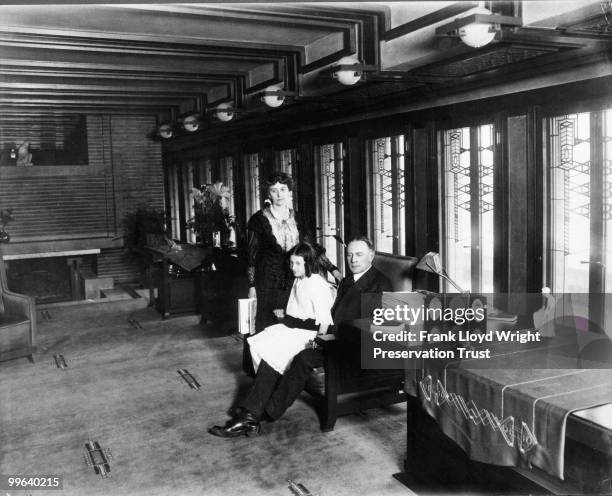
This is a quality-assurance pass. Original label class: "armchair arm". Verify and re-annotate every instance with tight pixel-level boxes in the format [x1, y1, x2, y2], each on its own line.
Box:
[315, 327, 361, 385]
[2, 291, 37, 347]
[315, 334, 342, 360]
[3, 290, 34, 318]
[315, 321, 365, 360]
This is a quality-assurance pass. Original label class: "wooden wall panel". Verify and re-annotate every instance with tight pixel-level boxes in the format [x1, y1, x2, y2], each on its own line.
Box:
[411, 126, 436, 290]
[97, 115, 164, 283]
[0, 114, 164, 285]
[97, 247, 140, 285]
[507, 115, 529, 313]
[86, 115, 112, 169]
[110, 115, 165, 214]
[0, 174, 113, 239]
[345, 136, 367, 240]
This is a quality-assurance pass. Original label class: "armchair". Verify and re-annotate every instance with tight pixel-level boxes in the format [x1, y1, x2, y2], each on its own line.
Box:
[0, 257, 36, 363]
[304, 252, 419, 431]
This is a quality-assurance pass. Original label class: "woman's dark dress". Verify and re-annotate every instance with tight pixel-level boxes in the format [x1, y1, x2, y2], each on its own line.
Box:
[247, 209, 303, 331]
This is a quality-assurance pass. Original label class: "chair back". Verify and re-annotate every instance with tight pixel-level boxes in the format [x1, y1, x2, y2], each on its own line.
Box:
[372, 252, 419, 292]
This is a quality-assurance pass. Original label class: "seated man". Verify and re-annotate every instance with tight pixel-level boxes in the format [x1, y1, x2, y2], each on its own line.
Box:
[209, 236, 392, 437]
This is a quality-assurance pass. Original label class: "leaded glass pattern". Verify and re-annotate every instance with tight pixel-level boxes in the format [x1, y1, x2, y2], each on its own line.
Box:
[276, 148, 297, 208]
[549, 113, 591, 293]
[196, 158, 213, 186]
[316, 143, 344, 271]
[605, 110, 612, 293]
[442, 125, 495, 293]
[369, 135, 406, 255]
[218, 156, 235, 217]
[444, 127, 472, 291]
[244, 153, 261, 218]
[479, 125, 495, 293]
[167, 162, 181, 240]
[183, 160, 196, 243]
[277, 148, 295, 176]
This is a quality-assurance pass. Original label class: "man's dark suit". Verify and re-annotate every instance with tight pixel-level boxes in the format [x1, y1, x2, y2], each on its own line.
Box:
[331, 264, 393, 325]
[240, 265, 392, 420]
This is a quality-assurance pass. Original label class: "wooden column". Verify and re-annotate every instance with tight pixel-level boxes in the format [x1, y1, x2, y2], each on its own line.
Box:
[344, 136, 367, 240]
[296, 142, 317, 234]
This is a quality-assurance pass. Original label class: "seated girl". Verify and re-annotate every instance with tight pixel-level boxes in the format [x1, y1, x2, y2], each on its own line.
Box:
[209, 242, 334, 438]
[247, 242, 334, 375]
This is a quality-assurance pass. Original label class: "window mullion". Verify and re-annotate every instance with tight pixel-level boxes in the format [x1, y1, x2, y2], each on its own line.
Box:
[470, 127, 481, 293]
[590, 111, 605, 330]
[335, 143, 345, 264]
[391, 136, 399, 254]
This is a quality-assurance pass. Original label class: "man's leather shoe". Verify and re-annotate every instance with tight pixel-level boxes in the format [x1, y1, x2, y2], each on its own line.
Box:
[208, 412, 261, 438]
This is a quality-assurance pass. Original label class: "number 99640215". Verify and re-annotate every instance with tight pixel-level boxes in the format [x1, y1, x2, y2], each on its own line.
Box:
[1, 475, 63, 490]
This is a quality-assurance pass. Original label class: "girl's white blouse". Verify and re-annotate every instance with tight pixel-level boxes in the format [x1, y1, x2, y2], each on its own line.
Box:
[285, 273, 334, 325]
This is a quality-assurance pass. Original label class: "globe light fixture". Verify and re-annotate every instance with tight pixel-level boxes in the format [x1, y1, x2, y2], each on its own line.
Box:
[261, 85, 285, 108]
[331, 56, 362, 86]
[157, 122, 174, 139]
[181, 113, 200, 132]
[435, 6, 522, 49]
[458, 7, 496, 48]
[215, 102, 234, 122]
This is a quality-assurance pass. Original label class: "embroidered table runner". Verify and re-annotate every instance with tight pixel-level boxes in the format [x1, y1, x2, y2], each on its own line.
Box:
[406, 341, 612, 480]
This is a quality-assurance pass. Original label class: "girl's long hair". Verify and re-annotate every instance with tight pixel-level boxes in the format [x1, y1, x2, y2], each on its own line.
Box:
[287, 242, 317, 277]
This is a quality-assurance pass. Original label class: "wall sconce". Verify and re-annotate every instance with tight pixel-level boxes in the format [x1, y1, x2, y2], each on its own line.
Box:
[157, 122, 175, 139]
[435, 6, 522, 48]
[214, 102, 234, 122]
[181, 113, 201, 132]
[331, 55, 363, 86]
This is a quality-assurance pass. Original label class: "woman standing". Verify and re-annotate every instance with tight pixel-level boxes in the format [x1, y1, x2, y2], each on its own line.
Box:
[247, 172, 339, 332]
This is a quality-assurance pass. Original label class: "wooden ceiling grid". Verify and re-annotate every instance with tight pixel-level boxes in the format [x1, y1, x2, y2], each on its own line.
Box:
[0, 2, 610, 145]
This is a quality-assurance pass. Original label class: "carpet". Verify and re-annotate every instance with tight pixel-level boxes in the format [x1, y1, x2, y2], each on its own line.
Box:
[0, 299, 411, 496]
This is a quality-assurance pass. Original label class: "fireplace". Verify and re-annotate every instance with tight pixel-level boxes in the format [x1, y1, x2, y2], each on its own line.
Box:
[6, 257, 73, 303]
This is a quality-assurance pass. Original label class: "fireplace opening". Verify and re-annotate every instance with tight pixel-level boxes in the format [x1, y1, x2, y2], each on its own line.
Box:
[7, 257, 73, 303]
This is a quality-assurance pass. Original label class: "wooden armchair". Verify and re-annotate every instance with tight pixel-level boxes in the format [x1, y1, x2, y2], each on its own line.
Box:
[304, 252, 419, 431]
[0, 257, 36, 363]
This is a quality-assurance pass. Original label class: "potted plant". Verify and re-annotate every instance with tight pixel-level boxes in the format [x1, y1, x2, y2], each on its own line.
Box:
[187, 182, 236, 248]
[122, 206, 168, 260]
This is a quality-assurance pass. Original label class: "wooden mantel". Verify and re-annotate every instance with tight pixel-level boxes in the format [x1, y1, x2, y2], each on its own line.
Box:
[0, 237, 122, 261]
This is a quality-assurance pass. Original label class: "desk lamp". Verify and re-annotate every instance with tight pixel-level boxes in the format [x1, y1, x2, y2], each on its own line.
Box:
[416, 251, 466, 293]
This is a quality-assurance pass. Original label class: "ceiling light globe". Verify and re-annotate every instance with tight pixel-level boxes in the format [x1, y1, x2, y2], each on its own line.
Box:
[459, 7, 496, 48]
[158, 123, 174, 139]
[262, 86, 285, 108]
[182, 115, 200, 132]
[333, 56, 361, 86]
[215, 102, 234, 122]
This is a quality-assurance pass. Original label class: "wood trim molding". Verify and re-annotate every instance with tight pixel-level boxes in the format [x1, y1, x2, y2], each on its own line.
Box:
[383, 2, 477, 41]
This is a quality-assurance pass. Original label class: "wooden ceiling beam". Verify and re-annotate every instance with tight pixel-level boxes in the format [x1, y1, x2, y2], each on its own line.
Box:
[108, 4, 364, 32]
[0, 106, 171, 116]
[0, 31, 303, 62]
[0, 78, 219, 94]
